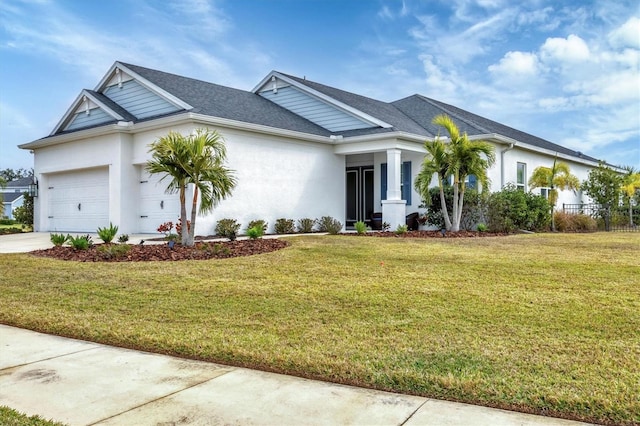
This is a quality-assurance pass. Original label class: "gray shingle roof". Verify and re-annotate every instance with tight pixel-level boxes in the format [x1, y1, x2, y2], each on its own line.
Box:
[120, 63, 331, 136]
[1, 192, 25, 203]
[40, 61, 596, 163]
[5, 177, 33, 187]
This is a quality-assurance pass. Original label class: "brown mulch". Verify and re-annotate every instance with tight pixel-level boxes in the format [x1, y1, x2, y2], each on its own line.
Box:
[31, 239, 289, 262]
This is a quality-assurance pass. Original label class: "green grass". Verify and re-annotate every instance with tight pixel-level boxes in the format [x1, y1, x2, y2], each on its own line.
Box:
[0, 233, 638, 425]
[0, 406, 65, 426]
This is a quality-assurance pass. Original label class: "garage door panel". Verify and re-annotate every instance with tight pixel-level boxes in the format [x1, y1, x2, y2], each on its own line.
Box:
[48, 168, 109, 232]
[139, 171, 182, 233]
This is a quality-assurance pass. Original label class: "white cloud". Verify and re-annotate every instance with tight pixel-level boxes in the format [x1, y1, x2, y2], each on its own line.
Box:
[488, 51, 540, 77]
[540, 34, 590, 63]
[608, 16, 640, 49]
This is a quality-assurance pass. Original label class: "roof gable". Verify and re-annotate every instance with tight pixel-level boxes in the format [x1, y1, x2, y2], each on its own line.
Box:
[253, 72, 392, 132]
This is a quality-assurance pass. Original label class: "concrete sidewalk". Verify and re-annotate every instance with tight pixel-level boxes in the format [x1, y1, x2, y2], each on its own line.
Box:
[0, 325, 592, 426]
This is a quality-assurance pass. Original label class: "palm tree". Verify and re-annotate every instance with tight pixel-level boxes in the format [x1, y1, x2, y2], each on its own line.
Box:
[621, 166, 640, 227]
[146, 129, 236, 246]
[528, 156, 580, 231]
[415, 114, 495, 232]
[414, 138, 452, 230]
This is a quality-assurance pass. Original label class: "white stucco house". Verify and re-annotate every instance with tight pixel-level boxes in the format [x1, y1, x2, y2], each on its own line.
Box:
[19, 61, 602, 234]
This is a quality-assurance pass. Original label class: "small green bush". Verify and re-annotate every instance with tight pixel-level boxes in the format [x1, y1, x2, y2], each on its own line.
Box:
[118, 234, 129, 243]
[395, 224, 408, 235]
[477, 223, 488, 232]
[247, 219, 268, 233]
[354, 221, 369, 234]
[97, 222, 118, 244]
[317, 216, 342, 234]
[0, 219, 16, 225]
[50, 233, 69, 247]
[297, 218, 316, 233]
[68, 234, 93, 250]
[274, 218, 295, 234]
[215, 219, 241, 240]
[246, 225, 263, 239]
[97, 244, 131, 259]
[200, 243, 231, 257]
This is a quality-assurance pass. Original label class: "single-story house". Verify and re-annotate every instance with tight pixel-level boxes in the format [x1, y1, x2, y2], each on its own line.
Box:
[1, 177, 32, 219]
[19, 61, 602, 234]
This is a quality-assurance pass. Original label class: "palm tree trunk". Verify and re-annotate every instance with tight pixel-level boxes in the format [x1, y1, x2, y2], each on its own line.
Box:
[438, 181, 452, 231]
[629, 202, 634, 227]
[179, 185, 188, 245]
[451, 180, 460, 232]
[456, 186, 466, 230]
[188, 185, 198, 247]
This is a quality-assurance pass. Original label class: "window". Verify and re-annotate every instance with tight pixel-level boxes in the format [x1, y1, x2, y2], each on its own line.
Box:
[516, 162, 526, 191]
[381, 161, 412, 204]
[540, 188, 549, 199]
[465, 174, 477, 190]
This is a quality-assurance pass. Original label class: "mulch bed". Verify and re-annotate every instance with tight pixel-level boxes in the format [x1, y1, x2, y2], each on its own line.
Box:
[31, 239, 289, 262]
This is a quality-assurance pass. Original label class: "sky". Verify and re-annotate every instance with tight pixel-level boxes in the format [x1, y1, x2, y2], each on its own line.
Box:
[1, 0, 639, 171]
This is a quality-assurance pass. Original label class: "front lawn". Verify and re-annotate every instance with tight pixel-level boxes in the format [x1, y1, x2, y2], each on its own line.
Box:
[0, 233, 637, 425]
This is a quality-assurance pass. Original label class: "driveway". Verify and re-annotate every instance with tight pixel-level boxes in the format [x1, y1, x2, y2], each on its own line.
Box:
[0, 232, 156, 253]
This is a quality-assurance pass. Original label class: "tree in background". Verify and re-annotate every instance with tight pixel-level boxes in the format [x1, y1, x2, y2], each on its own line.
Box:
[529, 156, 580, 231]
[620, 166, 640, 226]
[581, 163, 623, 207]
[13, 193, 34, 227]
[0, 168, 33, 182]
[415, 114, 495, 232]
[0, 176, 5, 210]
[146, 128, 236, 246]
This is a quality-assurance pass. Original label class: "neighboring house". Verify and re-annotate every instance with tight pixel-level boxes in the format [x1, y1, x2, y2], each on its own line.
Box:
[1, 177, 31, 219]
[19, 61, 602, 234]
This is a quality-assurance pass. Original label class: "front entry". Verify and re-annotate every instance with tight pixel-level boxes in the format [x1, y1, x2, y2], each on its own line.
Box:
[346, 166, 374, 227]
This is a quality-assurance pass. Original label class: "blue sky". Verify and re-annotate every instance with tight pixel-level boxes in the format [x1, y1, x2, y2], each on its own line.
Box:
[1, 0, 639, 171]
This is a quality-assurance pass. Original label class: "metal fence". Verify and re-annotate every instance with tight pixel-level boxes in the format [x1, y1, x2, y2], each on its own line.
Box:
[562, 203, 640, 232]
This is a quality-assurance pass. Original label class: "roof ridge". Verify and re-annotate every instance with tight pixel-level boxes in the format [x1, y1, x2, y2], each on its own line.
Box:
[415, 95, 494, 135]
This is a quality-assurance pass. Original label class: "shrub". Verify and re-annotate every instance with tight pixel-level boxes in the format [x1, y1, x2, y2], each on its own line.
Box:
[12, 193, 33, 226]
[68, 234, 93, 250]
[247, 219, 268, 233]
[118, 234, 129, 243]
[354, 221, 369, 234]
[395, 224, 408, 235]
[247, 225, 263, 239]
[486, 184, 551, 233]
[215, 218, 241, 240]
[316, 216, 342, 234]
[554, 212, 597, 232]
[381, 221, 391, 231]
[97, 222, 118, 244]
[420, 187, 487, 231]
[297, 218, 316, 233]
[200, 242, 231, 257]
[477, 223, 488, 232]
[157, 222, 174, 237]
[97, 244, 131, 259]
[0, 219, 16, 225]
[274, 218, 296, 234]
[50, 233, 69, 247]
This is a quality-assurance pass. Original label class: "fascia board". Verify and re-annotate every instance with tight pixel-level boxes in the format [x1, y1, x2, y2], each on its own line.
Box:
[255, 71, 393, 129]
[472, 133, 602, 168]
[96, 61, 193, 111]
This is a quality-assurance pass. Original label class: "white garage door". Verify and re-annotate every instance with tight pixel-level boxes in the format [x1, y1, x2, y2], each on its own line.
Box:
[138, 170, 181, 233]
[48, 168, 109, 232]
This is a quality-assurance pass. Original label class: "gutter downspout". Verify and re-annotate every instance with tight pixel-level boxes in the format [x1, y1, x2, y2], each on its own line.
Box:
[500, 143, 515, 188]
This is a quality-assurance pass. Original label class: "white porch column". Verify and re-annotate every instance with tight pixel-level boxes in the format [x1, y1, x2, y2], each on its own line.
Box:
[381, 149, 406, 229]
